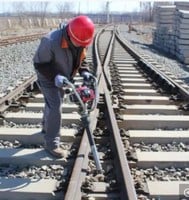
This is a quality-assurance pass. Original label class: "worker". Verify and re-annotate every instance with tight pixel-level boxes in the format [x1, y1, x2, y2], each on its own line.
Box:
[33, 15, 95, 158]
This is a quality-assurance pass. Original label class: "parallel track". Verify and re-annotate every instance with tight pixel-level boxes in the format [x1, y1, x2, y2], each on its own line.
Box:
[0, 33, 47, 46]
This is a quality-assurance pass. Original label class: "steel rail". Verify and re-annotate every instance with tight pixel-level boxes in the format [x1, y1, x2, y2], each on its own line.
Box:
[101, 27, 137, 200]
[64, 109, 99, 200]
[64, 28, 105, 200]
[101, 28, 115, 91]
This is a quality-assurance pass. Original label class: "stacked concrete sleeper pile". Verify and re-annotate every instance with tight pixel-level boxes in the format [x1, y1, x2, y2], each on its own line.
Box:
[153, 3, 189, 65]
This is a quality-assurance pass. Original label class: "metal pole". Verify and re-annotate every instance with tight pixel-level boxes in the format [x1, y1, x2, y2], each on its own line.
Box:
[81, 115, 103, 173]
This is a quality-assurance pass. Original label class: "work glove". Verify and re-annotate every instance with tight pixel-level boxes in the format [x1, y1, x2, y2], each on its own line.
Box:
[54, 74, 68, 88]
[81, 71, 92, 81]
[81, 71, 93, 86]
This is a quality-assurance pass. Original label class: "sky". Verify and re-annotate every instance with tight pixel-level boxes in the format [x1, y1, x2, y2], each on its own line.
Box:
[0, 0, 188, 13]
[0, 0, 141, 13]
[76, 0, 141, 13]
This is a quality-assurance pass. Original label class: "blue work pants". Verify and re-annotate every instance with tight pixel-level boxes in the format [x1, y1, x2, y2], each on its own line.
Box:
[36, 72, 64, 148]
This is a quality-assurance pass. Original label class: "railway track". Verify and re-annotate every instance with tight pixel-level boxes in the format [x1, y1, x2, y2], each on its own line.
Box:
[0, 33, 47, 47]
[1, 25, 189, 200]
[114, 28, 189, 200]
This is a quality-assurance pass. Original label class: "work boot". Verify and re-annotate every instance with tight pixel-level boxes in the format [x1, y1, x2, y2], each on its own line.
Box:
[44, 143, 67, 159]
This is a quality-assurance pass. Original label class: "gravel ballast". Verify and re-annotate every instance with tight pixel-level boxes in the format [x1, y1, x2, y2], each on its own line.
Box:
[0, 40, 39, 97]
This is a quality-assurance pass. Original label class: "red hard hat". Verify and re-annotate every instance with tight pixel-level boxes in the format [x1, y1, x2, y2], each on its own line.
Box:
[67, 15, 95, 47]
